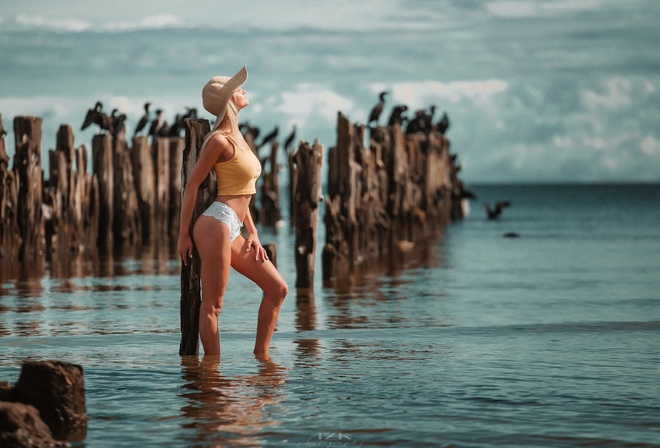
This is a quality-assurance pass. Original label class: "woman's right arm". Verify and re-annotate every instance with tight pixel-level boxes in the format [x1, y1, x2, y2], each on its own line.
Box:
[178, 135, 227, 264]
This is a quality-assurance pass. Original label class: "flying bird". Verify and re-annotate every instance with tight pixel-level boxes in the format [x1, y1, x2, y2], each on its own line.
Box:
[368, 91, 388, 126]
[484, 201, 511, 220]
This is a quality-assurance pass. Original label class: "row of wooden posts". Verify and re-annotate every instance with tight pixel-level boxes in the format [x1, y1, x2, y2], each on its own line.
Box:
[1, 111, 467, 356]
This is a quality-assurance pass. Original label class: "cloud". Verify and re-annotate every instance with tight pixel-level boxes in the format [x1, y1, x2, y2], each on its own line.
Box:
[486, 0, 602, 18]
[381, 79, 508, 110]
[582, 78, 632, 109]
[641, 136, 660, 156]
[278, 85, 355, 126]
[15, 14, 90, 32]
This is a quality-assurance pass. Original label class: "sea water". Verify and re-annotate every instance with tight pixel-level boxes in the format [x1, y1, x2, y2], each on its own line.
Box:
[1, 184, 659, 447]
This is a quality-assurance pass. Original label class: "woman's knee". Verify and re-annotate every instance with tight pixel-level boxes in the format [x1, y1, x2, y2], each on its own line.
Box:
[200, 298, 223, 316]
[267, 279, 288, 306]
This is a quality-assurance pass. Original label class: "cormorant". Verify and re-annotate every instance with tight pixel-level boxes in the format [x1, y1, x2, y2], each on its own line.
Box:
[368, 91, 388, 126]
[484, 201, 511, 220]
[258, 126, 279, 149]
[133, 102, 151, 137]
[388, 105, 408, 127]
[110, 109, 127, 140]
[405, 109, 427, 134]
[284, 125, 297, 152]
[239, 122, 260, 140]
[437, 111, 450, 135]
[81, 101, 103, 131]
[148, 109, 164, 136]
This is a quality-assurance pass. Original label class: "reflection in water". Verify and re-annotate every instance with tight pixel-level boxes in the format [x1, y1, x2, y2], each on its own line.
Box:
[179, 355, 288, 447]
[323, 233, 448, 330]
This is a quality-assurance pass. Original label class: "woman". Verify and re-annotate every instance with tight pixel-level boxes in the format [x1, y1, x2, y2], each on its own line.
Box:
[178, 65, 288, 359]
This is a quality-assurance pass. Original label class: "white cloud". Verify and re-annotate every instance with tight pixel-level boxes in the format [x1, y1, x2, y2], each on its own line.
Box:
[15, 14, 90, 32]
[385, 80, 508, 110]
[582, 78, 632, 109]
[101, 14, 184, 32]
[641, 135, 660, 156]
[278, 85, 354, 126]
[486, 0, 602, 18]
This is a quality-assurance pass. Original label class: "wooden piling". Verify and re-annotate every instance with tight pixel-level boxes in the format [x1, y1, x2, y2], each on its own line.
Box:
[291, 140, 323, 288]
[0, 114, 19, 261]
[92, 134, 114, 250]
[322, 112, 460, 281]
[152, 136, 171, 236]
[131, 136, 156, 243]
[260, 141, 282, 227]
[13, 116, 44, 261]
[168, 137, 185, 240]
[112, 137, 140, 245]
[179, 118, 212, 356]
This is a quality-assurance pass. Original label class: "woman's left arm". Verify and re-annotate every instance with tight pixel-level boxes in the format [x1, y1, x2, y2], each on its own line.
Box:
[244, 207, 268, 262]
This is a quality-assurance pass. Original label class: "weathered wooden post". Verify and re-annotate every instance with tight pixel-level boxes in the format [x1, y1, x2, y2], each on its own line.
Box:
[0, 114, 19, 261]
[131, 136, 156, 243]
[260, 141, 281, 227]
[291, 140, 323, 288]
[112, 137, 140, 245]
[168, 137, 185, 241]
[152, 136, 170, 238]
[13, 116, 44, 261]
[92, 134, 114, 251]
[179, 118, 211, 356]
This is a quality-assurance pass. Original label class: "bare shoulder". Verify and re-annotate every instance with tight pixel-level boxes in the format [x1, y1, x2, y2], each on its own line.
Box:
[205, 132, 234, 163]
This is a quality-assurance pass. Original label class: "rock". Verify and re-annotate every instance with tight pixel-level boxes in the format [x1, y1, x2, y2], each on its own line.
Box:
[0, 401, 59, 448]
[13, 361, 87, 441]
[0, 381, 14, 401]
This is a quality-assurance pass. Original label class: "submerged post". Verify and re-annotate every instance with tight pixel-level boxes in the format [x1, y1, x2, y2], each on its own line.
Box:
[179, 118, 211, 356]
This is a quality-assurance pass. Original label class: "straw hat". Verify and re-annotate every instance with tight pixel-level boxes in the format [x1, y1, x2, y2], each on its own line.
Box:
[202, 65, 248, 131]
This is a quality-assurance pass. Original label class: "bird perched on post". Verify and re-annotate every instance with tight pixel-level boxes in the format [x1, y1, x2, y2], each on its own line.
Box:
[133, 102, 151, 137]
[148, 109, 165, 136]
[81, 101, 114, 134]
[437, 111, 450, 135]
[388, 105, 408, 127]
[368, 91, 388, 126]
[284, 125, 297, 152]
[484, 201, 511, 220]
[110, 109, 127, 140]
[258, 126, 279, 149]
[239, 122, 260, 141]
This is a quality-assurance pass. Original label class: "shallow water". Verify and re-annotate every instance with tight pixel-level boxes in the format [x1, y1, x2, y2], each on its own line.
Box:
[1, 184, 659, 447]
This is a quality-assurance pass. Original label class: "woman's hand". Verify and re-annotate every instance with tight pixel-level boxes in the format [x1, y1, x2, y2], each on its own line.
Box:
[245, 233, 268, 262]
[178, 234, 194, 266]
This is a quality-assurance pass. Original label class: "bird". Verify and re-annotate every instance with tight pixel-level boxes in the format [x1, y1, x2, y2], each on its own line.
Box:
[80, 101, 103, 131]
[258, 126, 279, 149]
[424, 105, 436, 130]
[133, 102, 151, 137]
[110, 109, 127, 140]
[239, 122, 260, 141]
[148, 109, 164, 136]
[368, 91, 388, 126]
[405, 109, 427, 134]
[437, 111, 450, 135]
[388, 105, 408, 127]
[168, 114, 185, 137]
[484, 201, 511, 220]
[284, 125, 297, 152]
[81, 101, 114, 134]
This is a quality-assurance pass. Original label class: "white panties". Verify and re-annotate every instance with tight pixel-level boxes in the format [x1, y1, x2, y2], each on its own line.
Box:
[201, 201, 243, 241]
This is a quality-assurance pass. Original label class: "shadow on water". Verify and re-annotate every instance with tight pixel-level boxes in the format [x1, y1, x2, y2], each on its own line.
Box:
[179, 355, 288, 446]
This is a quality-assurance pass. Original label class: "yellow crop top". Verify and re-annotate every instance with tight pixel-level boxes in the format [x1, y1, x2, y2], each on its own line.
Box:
[213, 134, 262, 195]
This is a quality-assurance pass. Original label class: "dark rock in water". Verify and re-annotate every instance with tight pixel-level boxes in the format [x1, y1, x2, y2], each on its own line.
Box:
[503, 232, 520, 238]
[0, 381, 14, 402]
[13, 361, 87, 442]
[0, 401, 59, 447]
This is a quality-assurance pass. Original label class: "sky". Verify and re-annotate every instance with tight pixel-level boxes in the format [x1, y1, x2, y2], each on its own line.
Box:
[1, 0, 659, 183]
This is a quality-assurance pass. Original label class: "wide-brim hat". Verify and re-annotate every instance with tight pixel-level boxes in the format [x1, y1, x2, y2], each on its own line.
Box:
[202, 65, 248, 131]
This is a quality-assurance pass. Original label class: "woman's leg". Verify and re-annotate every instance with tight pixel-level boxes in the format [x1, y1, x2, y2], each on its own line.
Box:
[193, 216, 232, 356]
[230, 236, 288, 358]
